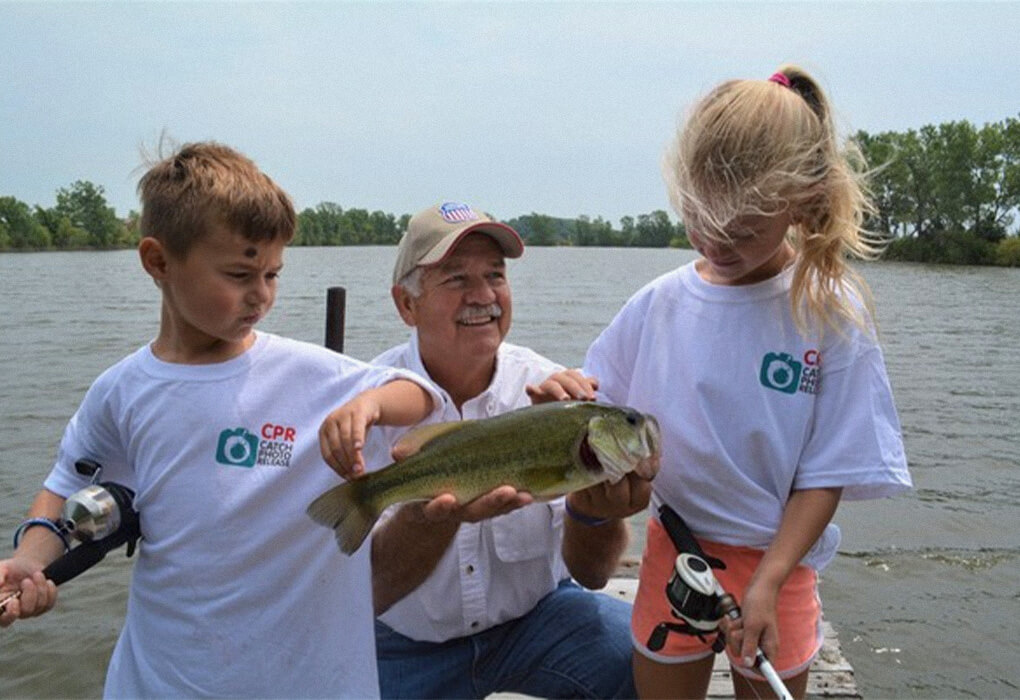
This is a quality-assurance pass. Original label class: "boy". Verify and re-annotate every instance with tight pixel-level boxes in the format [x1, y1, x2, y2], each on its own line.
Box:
[0, 142, 436, 697]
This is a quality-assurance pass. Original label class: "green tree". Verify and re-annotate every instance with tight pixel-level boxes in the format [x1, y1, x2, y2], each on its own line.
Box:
[930, 121, 979, 235]
[900, 128, 942, 238]
[369, 210, 400, 244]
[343, 208, 372, 245]
[594, 217, 621, 246]
[122, 210, 142, 247]
[0, 196, 51, 249]
[618, 216, 635, 246]
[995, 237, 1020, 266]
[523, 213, 558, 246]
[856, 130, 913, 239]
[571, 215, 597, 246]
[670, 220, 690, 248]
[632, 210, 674, 247]
[295, 202, 345, 245]
[397, 213, 411, 237]
[53, 180, 124, 248]
[970, 118, 1020, 241]
[33, 206, 89, 248]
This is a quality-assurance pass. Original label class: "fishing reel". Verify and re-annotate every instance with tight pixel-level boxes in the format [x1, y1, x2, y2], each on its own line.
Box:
[647, 504, 732, 652]
[647, 551, 735, 653]
[2, 459, 140, 615]
[647, 505, 793, 700]
[60, 460, 138, 550]
[18, 459, 139, 588]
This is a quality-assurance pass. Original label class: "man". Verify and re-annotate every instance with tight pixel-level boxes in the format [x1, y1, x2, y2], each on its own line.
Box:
[370, 201, 654, 699]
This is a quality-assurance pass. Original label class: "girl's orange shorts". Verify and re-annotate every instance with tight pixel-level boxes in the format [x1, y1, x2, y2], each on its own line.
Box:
[631, 516, 823, 679]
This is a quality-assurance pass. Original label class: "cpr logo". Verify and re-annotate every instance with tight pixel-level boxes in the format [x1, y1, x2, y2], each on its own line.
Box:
[759, 349, 820, 395]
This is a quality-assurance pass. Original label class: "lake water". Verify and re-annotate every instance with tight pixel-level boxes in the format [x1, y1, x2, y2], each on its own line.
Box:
[1, 247, 1018, 698]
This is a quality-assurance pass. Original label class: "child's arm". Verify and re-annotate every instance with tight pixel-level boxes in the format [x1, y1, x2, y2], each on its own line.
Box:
[319, 379, 434, 479]
[0, 489, 67, 628]
[727, 486, 842, 667]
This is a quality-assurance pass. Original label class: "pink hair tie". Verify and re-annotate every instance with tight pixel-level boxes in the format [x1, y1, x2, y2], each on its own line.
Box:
[768, 72, 792, 88]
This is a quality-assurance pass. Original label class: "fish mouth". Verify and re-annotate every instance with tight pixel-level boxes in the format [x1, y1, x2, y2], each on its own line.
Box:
[578, 435, 603, 474]
[631, 415, 661, 480]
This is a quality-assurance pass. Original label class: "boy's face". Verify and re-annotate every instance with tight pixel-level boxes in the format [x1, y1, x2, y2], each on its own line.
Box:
[147, 227, 286, 363]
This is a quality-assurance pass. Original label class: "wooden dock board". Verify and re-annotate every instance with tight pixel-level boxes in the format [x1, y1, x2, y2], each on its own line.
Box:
[493, 577, 859, 699]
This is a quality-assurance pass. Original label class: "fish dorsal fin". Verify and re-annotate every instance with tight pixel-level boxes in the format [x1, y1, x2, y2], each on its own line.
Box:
[392, 420, 471, 460]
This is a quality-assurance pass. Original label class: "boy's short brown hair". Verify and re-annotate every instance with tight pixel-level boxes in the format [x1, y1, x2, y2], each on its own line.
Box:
[137, 141, 296, 258]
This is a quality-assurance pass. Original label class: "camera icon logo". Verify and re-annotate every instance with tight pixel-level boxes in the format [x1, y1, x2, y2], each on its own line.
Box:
[759, 352, 802, 394]
[215, 428, 259, 467]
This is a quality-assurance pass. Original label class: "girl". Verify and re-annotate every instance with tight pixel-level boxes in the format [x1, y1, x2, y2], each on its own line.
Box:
[584, 66, 911, 698]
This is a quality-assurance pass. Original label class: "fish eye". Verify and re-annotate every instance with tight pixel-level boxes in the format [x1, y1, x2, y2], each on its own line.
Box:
[625, 411, 638, 425]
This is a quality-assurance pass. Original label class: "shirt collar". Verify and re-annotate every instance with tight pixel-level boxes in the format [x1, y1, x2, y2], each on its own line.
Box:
[407, 329, 504, 416]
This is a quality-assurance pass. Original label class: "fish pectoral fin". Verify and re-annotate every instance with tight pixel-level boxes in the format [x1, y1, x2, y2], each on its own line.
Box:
[391, 420, 473, 460]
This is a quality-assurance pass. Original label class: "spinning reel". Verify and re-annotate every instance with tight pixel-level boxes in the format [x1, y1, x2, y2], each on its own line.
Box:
[43, 459, 141, 585]
[2, 459, 140, 614]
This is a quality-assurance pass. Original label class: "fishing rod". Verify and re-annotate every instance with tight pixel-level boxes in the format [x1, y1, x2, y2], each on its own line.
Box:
[647, 504, 793, 700]
[1, 459, 140, 615]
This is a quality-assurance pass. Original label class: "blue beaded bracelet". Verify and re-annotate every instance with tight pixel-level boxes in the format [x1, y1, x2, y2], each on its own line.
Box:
[564, 500, 609, 527]
[12, 518, 72, 552]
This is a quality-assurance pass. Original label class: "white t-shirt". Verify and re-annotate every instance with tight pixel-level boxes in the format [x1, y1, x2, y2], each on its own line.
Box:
[43, 332, 436, 698]
[372, 332, 569, 643]
[585, 262, 911, 571]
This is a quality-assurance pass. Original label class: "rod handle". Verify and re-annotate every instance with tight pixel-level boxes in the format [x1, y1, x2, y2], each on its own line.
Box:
[41, 542, 108, 586]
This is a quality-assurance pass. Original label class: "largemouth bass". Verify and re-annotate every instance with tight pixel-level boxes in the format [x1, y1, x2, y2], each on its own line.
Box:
[307, 401, 660, 554]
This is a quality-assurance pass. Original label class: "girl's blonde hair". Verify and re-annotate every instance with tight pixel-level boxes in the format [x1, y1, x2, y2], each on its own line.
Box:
[664, 64, 881, 335]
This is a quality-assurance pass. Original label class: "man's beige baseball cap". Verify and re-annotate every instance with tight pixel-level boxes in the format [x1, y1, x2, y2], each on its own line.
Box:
[392, 201, 524, 284]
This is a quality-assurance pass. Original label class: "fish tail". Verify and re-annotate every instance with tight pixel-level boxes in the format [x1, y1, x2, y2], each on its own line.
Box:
[306, 481, 380, 555]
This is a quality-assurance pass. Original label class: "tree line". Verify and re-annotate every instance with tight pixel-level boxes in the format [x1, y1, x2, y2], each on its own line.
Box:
[3, 115, 1019, 266]
[857, 115, 1020, 266]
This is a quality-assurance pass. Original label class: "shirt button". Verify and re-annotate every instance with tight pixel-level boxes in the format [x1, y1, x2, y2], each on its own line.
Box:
[466, 565, 475, 574]
[470, 621, 480, 629]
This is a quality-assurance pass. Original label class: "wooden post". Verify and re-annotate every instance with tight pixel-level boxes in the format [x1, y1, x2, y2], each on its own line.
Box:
[325, 286, 346, 353]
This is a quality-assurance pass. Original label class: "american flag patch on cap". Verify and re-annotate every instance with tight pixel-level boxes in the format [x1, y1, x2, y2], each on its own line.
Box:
[439, 201, 479, 223]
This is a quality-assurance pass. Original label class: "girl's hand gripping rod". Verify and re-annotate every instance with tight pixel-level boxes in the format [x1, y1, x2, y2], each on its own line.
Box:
[715, 585, 793, 700]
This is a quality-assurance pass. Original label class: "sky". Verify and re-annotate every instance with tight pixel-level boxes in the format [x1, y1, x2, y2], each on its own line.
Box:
[2, 1, 1018, 225]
